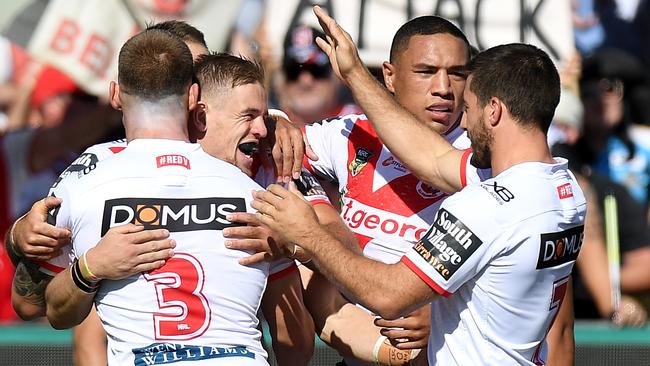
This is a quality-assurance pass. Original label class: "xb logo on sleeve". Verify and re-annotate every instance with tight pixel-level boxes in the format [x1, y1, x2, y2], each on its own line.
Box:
[349, 147, 373, 176]
[481, 181, 514, 204]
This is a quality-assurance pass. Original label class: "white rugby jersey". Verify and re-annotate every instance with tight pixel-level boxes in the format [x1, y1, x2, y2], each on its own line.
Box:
[42, 138, 332, 280]
[403, 158, 586, 365]
[45, 139, 272, 366]
[304, 114, 490, 264]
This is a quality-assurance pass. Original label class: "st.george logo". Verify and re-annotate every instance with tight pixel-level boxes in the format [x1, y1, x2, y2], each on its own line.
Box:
[349, 147, 373, 177]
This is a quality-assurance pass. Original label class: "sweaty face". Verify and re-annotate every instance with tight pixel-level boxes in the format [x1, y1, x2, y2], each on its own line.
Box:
[386, 34, 468, 134]
[200, 82, 268, 176]
[462, 78, 493, 169]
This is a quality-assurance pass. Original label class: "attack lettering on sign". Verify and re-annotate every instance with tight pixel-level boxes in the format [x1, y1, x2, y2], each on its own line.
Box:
[413, 208, 482, 280]
[101, 197, 245, 235]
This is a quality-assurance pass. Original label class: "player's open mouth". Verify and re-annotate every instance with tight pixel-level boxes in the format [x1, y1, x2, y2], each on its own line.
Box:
[426, 103, 454, 122]
[238, 142, 259, 158]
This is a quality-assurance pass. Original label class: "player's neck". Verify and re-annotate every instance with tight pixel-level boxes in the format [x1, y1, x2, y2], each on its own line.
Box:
[491, 127, 554, 176]
[122, 107, 190, 143]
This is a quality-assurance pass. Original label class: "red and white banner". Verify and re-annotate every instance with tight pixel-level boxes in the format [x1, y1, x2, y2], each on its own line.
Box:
[2, 0, 242, 97]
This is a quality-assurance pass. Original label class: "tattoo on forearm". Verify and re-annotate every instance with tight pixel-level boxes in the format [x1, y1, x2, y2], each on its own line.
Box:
[13, 262, 52, 306]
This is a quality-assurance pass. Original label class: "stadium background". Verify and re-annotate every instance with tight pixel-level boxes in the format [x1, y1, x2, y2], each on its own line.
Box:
[1, 321, 650, 366]
[2, 1, 650, 365]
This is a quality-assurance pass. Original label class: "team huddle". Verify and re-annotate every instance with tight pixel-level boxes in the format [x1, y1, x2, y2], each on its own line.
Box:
[6, 6, 585, 366]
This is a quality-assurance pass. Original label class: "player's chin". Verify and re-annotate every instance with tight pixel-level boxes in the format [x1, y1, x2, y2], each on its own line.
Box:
[426, 117, 453, 134]
[235, 153, 255, 177]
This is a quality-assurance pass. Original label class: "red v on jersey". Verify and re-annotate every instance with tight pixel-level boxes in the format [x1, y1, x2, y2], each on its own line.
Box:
[345, 119, 447, 218]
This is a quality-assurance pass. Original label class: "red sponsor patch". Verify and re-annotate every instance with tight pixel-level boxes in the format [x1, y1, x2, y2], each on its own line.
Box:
[556, 183, 573, 199]
[156, 154, 191, 169]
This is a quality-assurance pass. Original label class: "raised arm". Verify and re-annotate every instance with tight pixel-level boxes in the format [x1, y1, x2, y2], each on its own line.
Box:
[312, 6, 465, 193]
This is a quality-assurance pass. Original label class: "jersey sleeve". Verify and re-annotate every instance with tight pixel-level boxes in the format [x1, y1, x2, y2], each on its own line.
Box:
[295, 167, 331, 206]
[459, 149, 492, 188]
[38, 179, 76, 275]
[268, 259, 298, 281]
[401, 188, 497, 297]
[302, 118, 344, 182]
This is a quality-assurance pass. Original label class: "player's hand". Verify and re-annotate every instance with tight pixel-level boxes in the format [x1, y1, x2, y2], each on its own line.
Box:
[223, 212, 290, 265]
[612, 295, 647, 327]
[313, 5, 364, 84]
[252, 182, 322, 249]
[84, 224, 175, 280]
[11, 197, 71, 262]
[265, 113, 318, 183]
[374, 304, 431, 349]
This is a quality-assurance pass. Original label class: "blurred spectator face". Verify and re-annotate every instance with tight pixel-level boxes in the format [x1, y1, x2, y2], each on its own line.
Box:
[279, 25, 339, 123]
[37, 93, 73, 128]
[199, 82, 268, 177]
[582, 78, 625, 132]
[383, 33, 468, 134]
[30, 66, 77, 128]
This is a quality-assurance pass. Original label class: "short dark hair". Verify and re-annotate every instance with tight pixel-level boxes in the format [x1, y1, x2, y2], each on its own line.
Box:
[389, 16, 470, 63]
[467, 43, 560, 132]
[118, 29, 193, 100]
[193, 53, 265, 99]
[147, 20, 207, 49]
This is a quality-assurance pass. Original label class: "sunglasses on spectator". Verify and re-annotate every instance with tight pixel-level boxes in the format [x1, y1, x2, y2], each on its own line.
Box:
[284, 63, 331, 82]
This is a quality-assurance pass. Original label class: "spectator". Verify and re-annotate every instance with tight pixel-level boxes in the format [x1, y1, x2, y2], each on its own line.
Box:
[272, 24, 359, 126]
[550, 89, 648, 325]
[577, 52, 650, 213]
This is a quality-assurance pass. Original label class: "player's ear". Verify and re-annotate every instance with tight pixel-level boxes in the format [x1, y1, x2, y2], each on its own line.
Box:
[487, 96, 502, 127]
[188, 83, 199, 111]
[109, 81, 122, 110]
[382, 61, 397, 94]
[190, 101, 208, 140]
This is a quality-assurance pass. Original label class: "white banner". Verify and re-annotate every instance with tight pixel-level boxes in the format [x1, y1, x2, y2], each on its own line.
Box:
[22, 0, 241, 97]
[265, 0, 574, 67]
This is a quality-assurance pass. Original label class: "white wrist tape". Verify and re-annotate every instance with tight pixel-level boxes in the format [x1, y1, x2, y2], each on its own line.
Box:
[268, 108, 290, 121]
[372, 335, 387, 364]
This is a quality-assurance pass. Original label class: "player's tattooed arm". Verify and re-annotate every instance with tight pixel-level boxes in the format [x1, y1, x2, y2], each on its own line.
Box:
[12, 261, 52, 320]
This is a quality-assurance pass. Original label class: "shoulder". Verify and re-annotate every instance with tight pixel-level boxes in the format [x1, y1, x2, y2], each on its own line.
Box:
[83, 139, 127, 158]
[50, 140, 126, 190]
[192, 149, 263, 191]
[447, 127, 471, 150]
[307, 113, 368, 134]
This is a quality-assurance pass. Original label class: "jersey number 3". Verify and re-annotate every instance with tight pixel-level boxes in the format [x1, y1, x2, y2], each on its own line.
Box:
[144, 253, 212, 340]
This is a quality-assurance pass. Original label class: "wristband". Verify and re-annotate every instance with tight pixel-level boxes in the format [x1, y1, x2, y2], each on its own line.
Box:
[80, 253, 100, 281]
[5, 214, 27, 267]
[71, 258, 99, 293]
[372, 335, 387, 364]
[268, 109, 290, 122]
[289, 244, 313, 264]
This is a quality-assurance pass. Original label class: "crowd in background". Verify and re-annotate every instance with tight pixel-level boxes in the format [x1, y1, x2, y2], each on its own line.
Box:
[1, 0, 649, 329]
